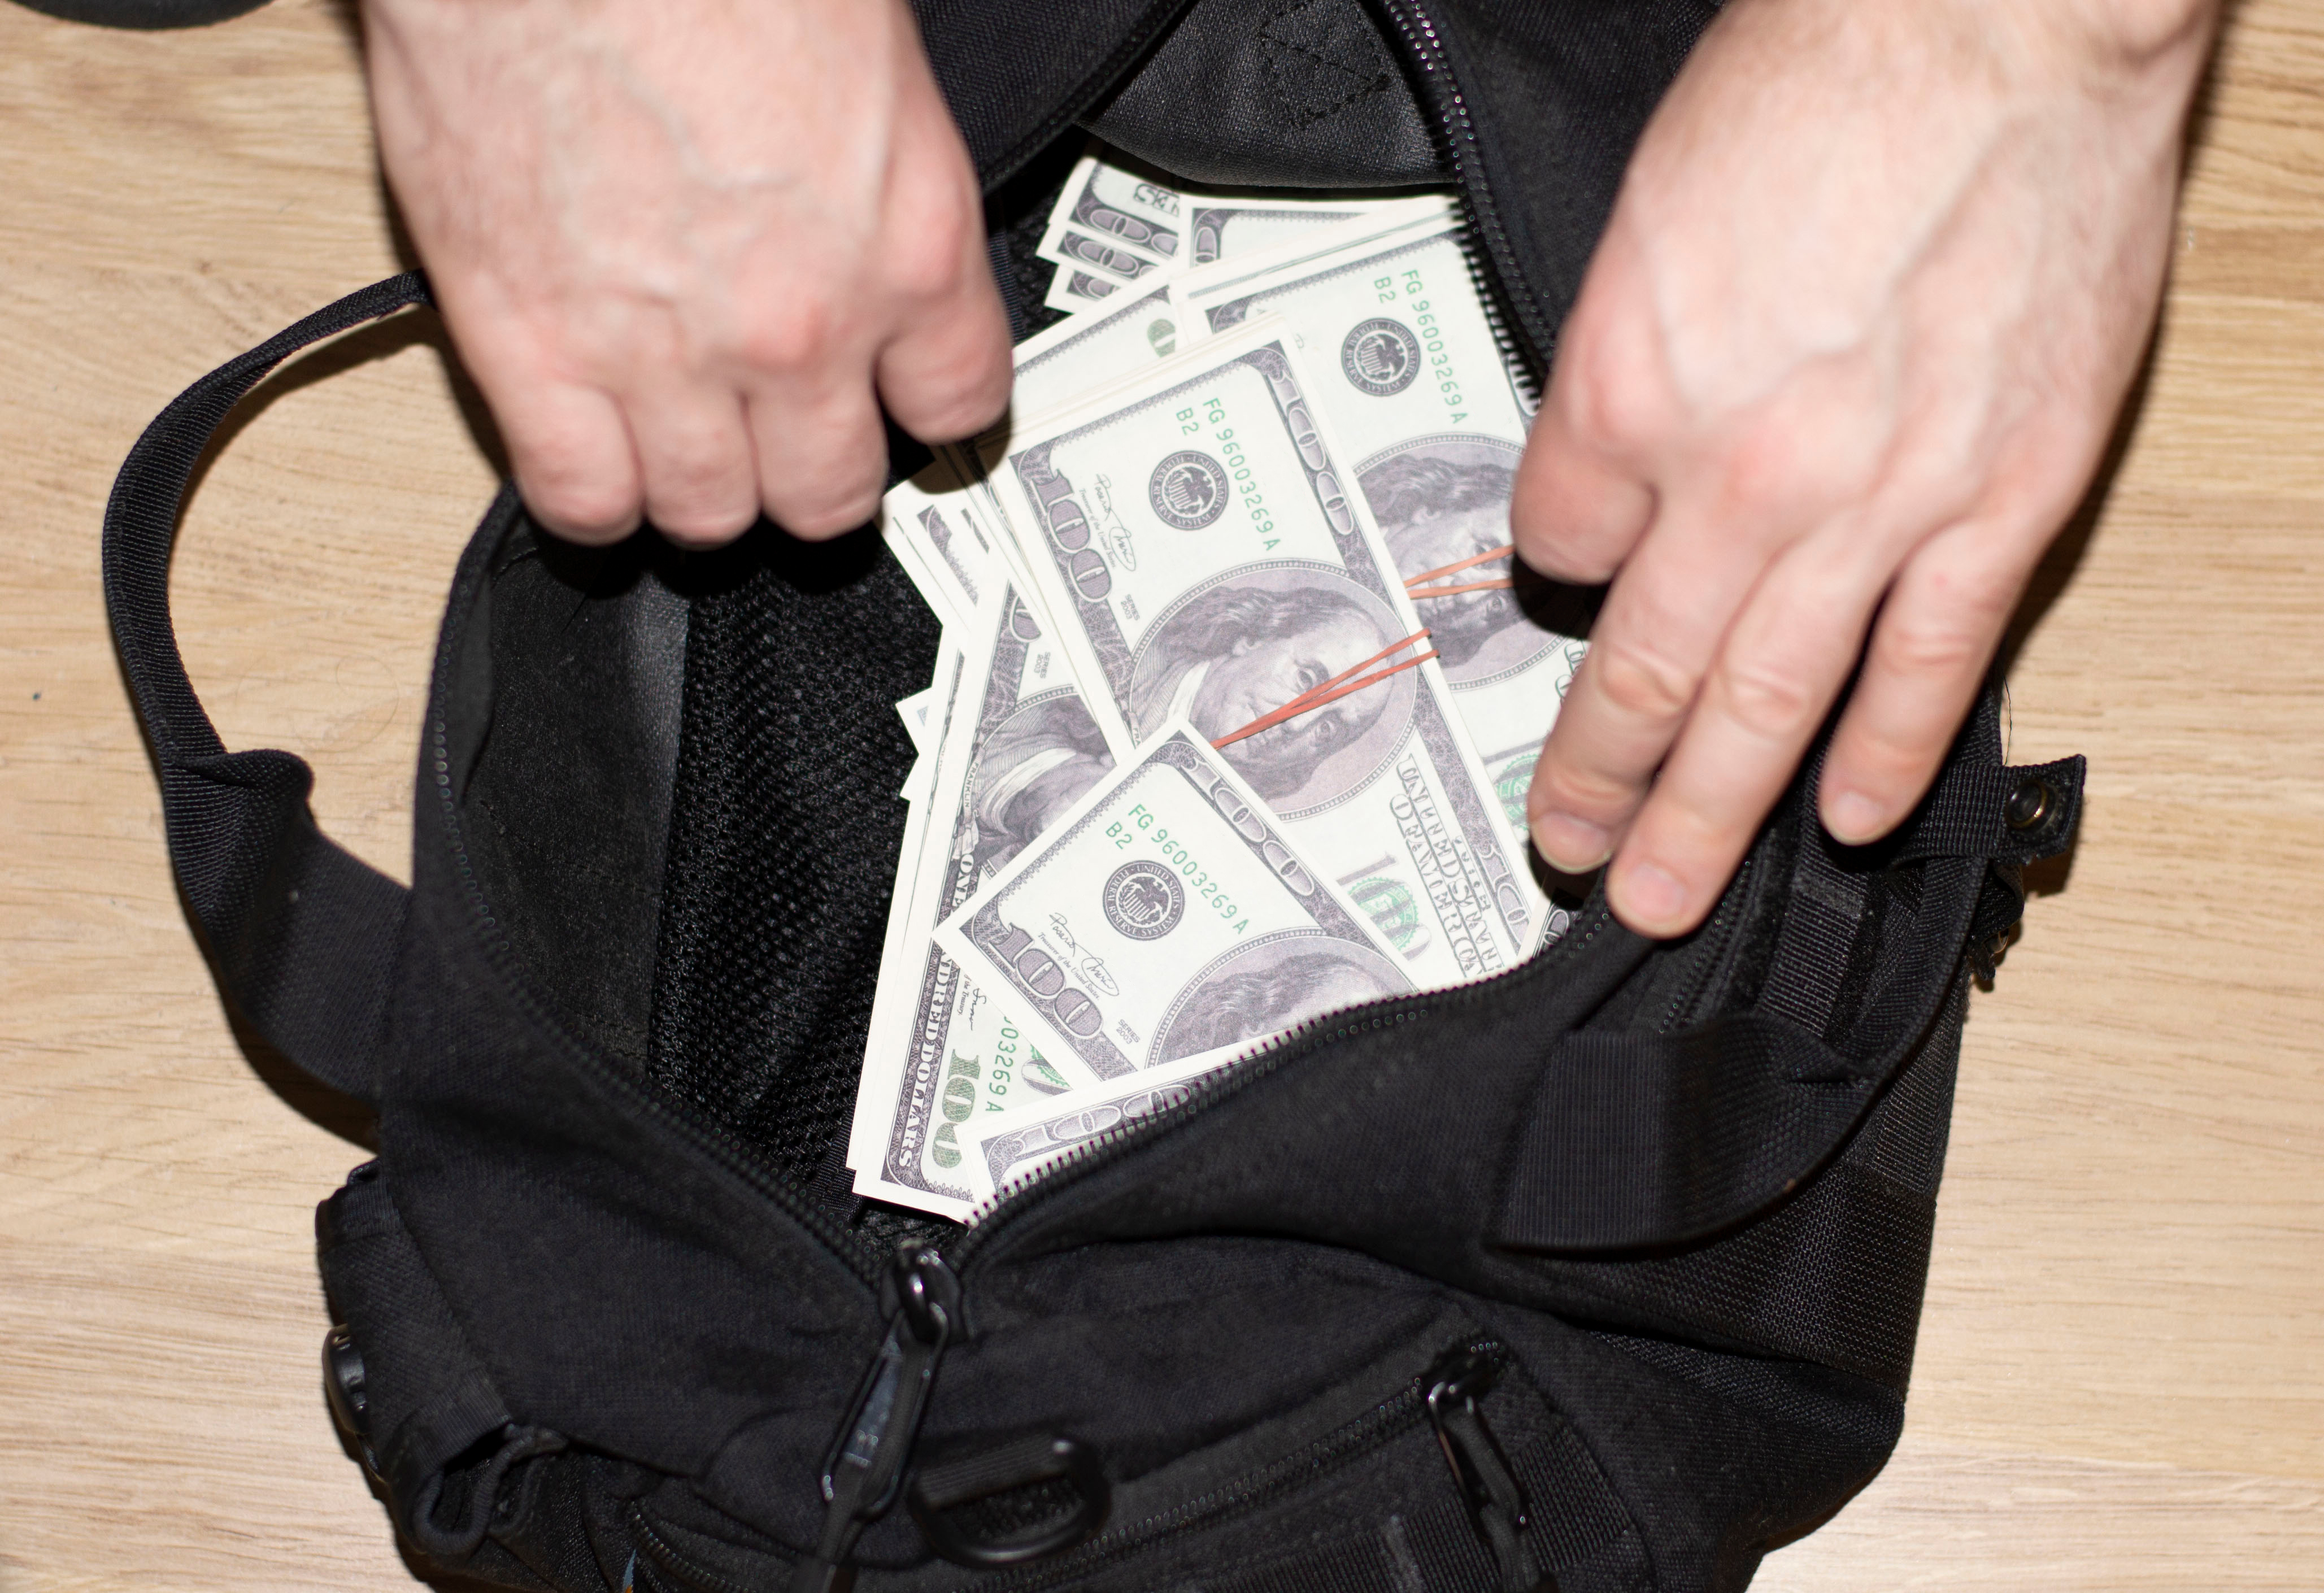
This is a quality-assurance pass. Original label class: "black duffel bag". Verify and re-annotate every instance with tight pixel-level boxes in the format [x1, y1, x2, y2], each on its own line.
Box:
[102, 3, 2083, 1589]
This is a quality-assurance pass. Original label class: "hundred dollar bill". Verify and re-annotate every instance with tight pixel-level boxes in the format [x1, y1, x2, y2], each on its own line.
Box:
[993, 320, 1542, 984]
[1181, 197, 1415, 266]
[916, 292, 1206, 621]
[1043, 146, 1185, 264]
[1038, 211, 1450, 321]
[1181, 211, 1592, 837]
[1046, 229, 1168, 290]
[1040, 144, 1448, 272]
[935, 721, 1413, 1082]
[960, 1046, 1237, 1210]
[855, 639, 967, 1171]
[884, 454, 1009, 629]
[1009, 285, 1188, 423]
[852, 582, 1129, 1217]
[1044, 268, 1120, 316]
[898, 685, 938, 759]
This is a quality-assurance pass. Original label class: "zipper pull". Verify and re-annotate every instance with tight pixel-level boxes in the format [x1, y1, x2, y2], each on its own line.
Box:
[789, 1244, 959, 1593]
[1425, 1346, 1555, 1593]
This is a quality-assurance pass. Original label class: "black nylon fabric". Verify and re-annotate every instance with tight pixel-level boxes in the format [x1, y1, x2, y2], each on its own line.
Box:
[1380, 0, 1724, 367]
[917, 0, 1725, 375]
[318, 1160, 515, 1517]
[912, 0, 1197, 186]
[1082, 0, 1444, 187]
[101, 272, 434, 1104]
[99, 7, 2096, 1590]
[642, 529, 941, 1235]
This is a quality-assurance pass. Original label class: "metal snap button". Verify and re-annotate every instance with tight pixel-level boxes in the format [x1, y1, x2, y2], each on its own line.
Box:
[2004, 777, 2053, 832]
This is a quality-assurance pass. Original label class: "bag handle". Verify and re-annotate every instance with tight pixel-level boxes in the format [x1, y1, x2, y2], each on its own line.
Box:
[102, 273, 436, 1105]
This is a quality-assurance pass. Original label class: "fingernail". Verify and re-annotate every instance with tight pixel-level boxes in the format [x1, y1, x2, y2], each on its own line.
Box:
[1533, 811, 1613, 872]
[1616, 859, 1688, 930]
[1825, 788, 1886, 843]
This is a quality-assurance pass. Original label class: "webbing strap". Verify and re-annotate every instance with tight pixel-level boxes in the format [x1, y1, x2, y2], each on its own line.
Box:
[102, 273, 436, 1104]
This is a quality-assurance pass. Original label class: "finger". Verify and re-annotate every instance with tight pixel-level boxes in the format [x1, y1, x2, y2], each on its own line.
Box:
[871, 53, 1015, 443]
[1510, 260, 1664, 582]
[623, 381, 763, 549]
[1509, 418, 1656, 585]
[1524, 500, 1777, 873]
[495, 378, 646, 546]
[1817, 515, 2035, 843]
[874, 240, 1013, 445]
[745, 374, 890, 541]
[1601, 532, 1882, 936]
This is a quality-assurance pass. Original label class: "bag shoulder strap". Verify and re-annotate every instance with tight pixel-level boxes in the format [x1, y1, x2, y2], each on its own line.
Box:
[102, 274, 436, 1105]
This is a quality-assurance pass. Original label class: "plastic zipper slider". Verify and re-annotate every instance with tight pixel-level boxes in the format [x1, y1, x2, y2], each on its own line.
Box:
[790, 1244, 960, 1593]
[1424, 1346, 1554, 1593]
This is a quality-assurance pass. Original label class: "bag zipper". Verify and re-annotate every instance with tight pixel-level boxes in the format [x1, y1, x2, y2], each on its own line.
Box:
[952, 900, 1618, 1268]
[789, 1244, 962, 1593]
[1366, 0, 1556, 378]
[951, 1337, 1510, 1593]
[1655, 848, 1756, 1035]
[1424, 1345, 1553, 1593]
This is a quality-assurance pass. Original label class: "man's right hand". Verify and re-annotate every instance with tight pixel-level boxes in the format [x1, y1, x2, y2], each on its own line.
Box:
[360, 0, 1012, 547]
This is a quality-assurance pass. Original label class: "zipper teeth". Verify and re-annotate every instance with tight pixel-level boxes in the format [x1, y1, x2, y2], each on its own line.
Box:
[625, 1503, 763, 1593]
[433, 716, 887, 1289]
[961, 1003, 1351, 1224]
[1372, 0, 1552, 380]
[1455, 215, 1542, 412]
[964, 1338, 1505, 1593]
[1656, 852, 1751, 1035]
[954, 904, 1617, 1267]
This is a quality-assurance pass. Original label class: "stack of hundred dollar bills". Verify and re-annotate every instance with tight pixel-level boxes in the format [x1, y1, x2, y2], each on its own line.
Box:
[850, 143, 1592, 1221]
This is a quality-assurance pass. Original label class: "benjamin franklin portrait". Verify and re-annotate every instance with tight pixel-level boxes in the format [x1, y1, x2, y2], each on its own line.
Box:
[1360, 441, 1595, 684]
[1125, 569, 1412, 806]
[968, 692, 1115, 879]
[1157, 941, 1410, 1061]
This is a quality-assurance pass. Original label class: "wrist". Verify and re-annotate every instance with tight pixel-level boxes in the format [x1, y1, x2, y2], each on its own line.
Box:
[2053, 0, 2224, 63]
[1842, 0, 2225, 108]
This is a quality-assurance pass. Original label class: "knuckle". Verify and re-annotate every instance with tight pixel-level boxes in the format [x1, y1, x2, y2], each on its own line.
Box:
[1516, 533, 1608, 587]
[1713, 656, 1821, 743]
[520, 459, 639, 542]
[1921, 548, 2025, 627]
[1533, 759, 1637, 824]
[1713, 428, 1800, 520]
[1553, 316, 1670, 456]
[765, 460, 885, 541]
[1509, 465, 1629, 584]
[737, 299, 842, 380]
[1878, 611, 1986, 678]
[650, 497, 759, 546]
[894, 354, 1011, 441]
[774, 486, 882, 541]
[882, 199, 977, 305]
[1589, 636, 1698, 727]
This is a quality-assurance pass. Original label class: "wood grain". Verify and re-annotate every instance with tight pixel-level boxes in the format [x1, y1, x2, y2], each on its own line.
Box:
[1, 1, 2318, 1587]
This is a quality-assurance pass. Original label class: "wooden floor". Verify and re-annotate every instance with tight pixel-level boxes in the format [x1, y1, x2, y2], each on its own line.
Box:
[2, 1, 2319, 1587]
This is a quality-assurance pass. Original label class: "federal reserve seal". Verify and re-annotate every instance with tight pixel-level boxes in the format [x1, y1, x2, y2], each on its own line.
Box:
[1102, 860, 1185, 941]
[1148, 450, 1229, 530]
[1341, 317, 1421, 397]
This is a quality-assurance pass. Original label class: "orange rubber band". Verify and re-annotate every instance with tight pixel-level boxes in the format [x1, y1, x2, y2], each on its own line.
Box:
[1400, 542, 1515, 591]
[1408, 577, 1517, 599]
[1211, 647, 1440, 751]
[1270, 629, 1430, 717]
